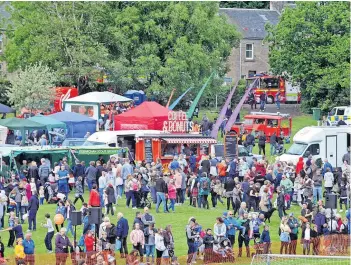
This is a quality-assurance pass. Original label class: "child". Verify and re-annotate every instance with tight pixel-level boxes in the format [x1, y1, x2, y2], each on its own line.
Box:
[7, 212, 16, 248]
[30, 178, 36, 195]
[203, 228, 214, 264]
[73, 176, 84, 205]
[103, 190, 108, 215]
[301, 222, 311, 255]
[55, 201, 66, 232]
[39, 187, 45, 205]
[213, 240, 227, 258]
[259, 225, 271, 254]
[41, 213, 54, 253]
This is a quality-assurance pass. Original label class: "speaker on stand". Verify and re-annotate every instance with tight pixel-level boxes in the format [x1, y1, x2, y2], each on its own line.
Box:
[88, 207, 103, 251]
[71, 211, 82, 250]
[325, 194, 337, 233]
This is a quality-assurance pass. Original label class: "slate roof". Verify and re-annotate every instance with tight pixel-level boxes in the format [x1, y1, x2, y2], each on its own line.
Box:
[219, 8, 280, 40]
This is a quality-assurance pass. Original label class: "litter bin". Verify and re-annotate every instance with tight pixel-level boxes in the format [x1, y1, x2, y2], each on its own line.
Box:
[311, 107, 321, 121]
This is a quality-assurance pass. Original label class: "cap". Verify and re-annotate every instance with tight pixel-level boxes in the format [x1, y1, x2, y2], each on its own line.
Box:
[289, 213, 294, 217]
[222, 212, 228, 217]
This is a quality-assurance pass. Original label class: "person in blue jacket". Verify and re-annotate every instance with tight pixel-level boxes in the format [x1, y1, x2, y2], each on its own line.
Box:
[116, 212, 129, 258]
[189, 152, 197, 173]
[28, 192, 39, 231]
[55, 200, 66, 232]
[228, 159, 237, 179]
[322, 159, 333, 176]
[259, 225, 271, 254]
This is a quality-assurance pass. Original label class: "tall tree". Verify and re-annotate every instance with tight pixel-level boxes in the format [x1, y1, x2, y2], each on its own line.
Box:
[4, 2, 240, 101]
[7, 63, 57, 112]
[266, 2, 350, 111]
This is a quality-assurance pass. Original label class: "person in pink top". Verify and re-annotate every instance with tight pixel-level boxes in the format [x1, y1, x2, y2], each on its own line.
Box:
[24, 180, 32, 201]
[174, 169, 183, 205]
[167, 179, 177, 212]
[130, 223, 145, 260]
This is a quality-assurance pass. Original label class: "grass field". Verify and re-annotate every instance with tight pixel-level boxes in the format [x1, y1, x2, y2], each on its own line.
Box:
[1, 108, 349, 264]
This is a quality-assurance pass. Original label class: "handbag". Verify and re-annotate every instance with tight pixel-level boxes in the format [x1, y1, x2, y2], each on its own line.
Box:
[115, 239, 121, 251]
[280, 231, 290, 242]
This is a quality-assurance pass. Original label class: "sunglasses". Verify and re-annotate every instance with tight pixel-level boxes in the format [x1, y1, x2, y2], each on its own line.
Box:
[228, 214, 233, 216]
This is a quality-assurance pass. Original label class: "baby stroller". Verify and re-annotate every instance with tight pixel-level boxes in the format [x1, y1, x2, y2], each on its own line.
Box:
[213, 238, 235, 263]
[136, 186, 152, 209]
[275, 141, 284, 155]
[44, 183, 55, 204]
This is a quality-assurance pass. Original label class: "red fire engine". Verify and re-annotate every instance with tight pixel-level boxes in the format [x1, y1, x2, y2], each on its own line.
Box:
[247, 74, 301, 104]
[230, 112, 292, 141]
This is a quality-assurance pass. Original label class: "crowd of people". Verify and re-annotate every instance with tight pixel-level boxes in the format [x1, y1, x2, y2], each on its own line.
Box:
[0, 142, 349, 265]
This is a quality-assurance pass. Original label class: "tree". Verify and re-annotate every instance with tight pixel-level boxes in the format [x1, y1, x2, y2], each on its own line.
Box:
[7, 63, 57, 112]
[0, 78, 10, 105]
[266, 2, 350, 111]
[4, 2, 240, 101]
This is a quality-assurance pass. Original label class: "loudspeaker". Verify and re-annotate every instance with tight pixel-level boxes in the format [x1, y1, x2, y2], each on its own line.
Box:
[325, 194, 337, 209]
[88, 207, 102, 224]
[71, 211, 82, 226]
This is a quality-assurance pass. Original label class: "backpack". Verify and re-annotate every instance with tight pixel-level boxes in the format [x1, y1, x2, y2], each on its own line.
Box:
[40, 166, 50, 177]
[132, 182, 138, 191]
[201, 179, 209, 190]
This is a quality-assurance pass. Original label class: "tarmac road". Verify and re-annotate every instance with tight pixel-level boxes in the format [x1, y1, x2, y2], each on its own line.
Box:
[242, 102, 302, 117]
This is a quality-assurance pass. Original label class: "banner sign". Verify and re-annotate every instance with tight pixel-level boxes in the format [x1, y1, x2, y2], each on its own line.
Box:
[162, 111, 193, 133]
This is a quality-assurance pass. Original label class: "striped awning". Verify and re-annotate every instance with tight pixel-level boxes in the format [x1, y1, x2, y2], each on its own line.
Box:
[162, 138, 217, 144]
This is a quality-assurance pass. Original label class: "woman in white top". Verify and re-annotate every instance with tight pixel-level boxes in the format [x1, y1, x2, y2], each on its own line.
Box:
[302, 222, 311, 255]
[323, 168, 334, 194]
[155, 228, 166, 265]
[213, 217, 227, 241]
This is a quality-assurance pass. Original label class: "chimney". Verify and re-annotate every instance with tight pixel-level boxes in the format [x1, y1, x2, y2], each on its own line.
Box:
[269, 1, 285, 14]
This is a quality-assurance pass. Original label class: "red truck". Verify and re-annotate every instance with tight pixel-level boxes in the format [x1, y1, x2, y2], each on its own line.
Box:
[230, 112, 292, 141]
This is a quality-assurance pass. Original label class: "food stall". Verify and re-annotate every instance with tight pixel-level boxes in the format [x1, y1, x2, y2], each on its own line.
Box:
[134, 133, 217, 170]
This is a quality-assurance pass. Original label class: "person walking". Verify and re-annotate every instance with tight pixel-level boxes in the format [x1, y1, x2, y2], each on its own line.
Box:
[23, 232, 35, 265]
[98, 172, 107, 208]
[85, 161, 98, 191]
[275, 91, 281, 110]
[287, 213, 300, 255]
[73, 176, 84, 205]
[245, 131, 255, 154]
[199, 173, 210, 209]
[155, 228, 166, 265]
[27, 192, 39, 232]
[116, 212, 129, 258]
[269, 132, 277, 156]
[279, 216, 291, 254]
[144, 224, 157, 265]
[167, 179, 176, 212]
[57, 165, 69, 199]
[277, 187, 285, 219]
[105, 183, 116, 216]
[258, 132, 266, 156]
[41, 213, 54, 253]
[65, 200, 76, 237]
[38, 158, 50, 187]
[312, 169, 323, 204]
[259, 91, 267, 111]
[121, 159, 134, 194]
[155, 175, 168, 213]
[88, 184, 100, 207]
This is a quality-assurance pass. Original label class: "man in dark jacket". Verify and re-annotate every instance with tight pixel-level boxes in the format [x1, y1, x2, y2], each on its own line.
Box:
[277, 187, 285, 219]
[245, 133, 255, 153]
[73, 160, 85, 188]
[270, 132, 277, 156]
[155, 176, 168, 213]
[38, 159, 50, 187]
[258, 132, 266, 156]
[228, 159, 237, 179]
[28, 192, 39, 231]
[203, 228, 215, 263]
[116, 212, 129, 258]
[106, 184, 116, 216]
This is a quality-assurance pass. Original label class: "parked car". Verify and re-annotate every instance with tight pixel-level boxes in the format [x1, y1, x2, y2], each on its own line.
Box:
[61, 138, 86, 147]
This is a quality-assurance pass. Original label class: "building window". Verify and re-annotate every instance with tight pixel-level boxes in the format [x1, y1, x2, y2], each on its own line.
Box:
[245, 44, 253, 60]
[248, 70, 256, 77]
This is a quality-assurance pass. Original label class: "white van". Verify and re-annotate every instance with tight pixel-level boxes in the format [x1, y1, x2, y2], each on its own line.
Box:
[84, 130, 162, 148]
[280, 125, 351, 168]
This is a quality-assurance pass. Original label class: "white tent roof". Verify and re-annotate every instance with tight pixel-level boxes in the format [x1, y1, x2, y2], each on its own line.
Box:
[63, 91, 132, 104]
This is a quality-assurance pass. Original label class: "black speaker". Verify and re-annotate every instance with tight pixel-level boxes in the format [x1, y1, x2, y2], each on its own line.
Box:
[71, 211, 82, 226]
[88, 207, 102, 224]
[325, 194, 337, 209]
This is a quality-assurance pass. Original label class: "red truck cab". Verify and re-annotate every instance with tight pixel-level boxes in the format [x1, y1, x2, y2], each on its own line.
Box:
[230, 112, 292, 141]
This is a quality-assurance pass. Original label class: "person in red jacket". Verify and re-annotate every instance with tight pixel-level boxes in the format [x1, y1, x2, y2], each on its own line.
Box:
[296, 157, 304, 175]
[88, 184, 100, 207]
[167, 179, 177, 212]
[84, 230, 96, 262]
